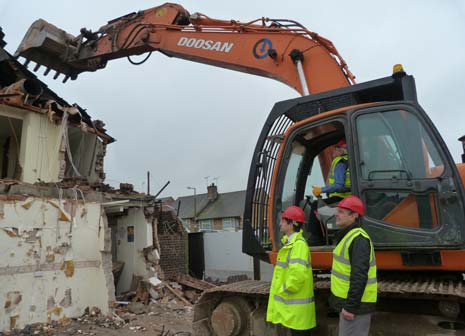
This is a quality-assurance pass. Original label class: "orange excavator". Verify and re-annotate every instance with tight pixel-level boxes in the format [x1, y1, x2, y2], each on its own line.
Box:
[15, 3, 465, 335]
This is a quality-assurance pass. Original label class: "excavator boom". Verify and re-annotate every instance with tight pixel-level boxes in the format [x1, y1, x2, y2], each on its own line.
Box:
[15, 3, 354, 95]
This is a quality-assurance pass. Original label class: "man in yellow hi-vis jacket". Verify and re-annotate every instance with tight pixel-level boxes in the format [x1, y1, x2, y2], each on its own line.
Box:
[267, 206, 316, 335]
[330, 195, 377, 336]
[309, 138, 351, 245]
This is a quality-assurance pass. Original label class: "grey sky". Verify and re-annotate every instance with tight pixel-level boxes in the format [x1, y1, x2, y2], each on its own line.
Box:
[2, 1, 465, 198]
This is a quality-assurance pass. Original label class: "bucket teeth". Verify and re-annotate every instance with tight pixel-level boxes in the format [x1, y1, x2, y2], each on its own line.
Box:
[44, 68, 51, 76]
[53, 71, 60, 80]
[62, 75, 70, 83]
[33, 63, 41, 72]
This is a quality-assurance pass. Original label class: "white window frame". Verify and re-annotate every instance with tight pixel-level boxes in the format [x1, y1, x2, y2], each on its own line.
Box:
[199, 219, 213, 232]
[223, 217, 239, 230]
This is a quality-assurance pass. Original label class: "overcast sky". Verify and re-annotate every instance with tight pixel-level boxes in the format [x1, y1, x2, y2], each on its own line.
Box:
[2, 1, 465, 198]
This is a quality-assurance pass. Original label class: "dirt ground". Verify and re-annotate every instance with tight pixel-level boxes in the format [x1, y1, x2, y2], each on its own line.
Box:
[2, 301, 193, 336]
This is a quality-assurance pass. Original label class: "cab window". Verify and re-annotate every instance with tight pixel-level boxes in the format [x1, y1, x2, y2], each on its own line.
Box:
[356, 110, 444, 229]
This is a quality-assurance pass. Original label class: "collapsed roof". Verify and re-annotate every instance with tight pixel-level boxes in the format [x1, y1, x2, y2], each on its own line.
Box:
[0, 29, 114, 144]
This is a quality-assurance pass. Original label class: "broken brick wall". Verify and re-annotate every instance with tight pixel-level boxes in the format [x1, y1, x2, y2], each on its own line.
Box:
[212, 218, 222, 231]
[157, 211, 188, 279]
[0, 188, 114, 332]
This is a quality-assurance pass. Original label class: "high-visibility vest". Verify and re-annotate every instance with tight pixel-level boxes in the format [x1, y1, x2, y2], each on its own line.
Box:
[328, 155, 351, 198]
[331, 227, 377, 303]
[266, 230, 316, 330]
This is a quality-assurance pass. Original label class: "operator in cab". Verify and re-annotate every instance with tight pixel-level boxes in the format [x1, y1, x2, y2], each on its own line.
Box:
[330, 196, 377, 336]
[266, 206, 316, 335]
[312, 138, 351, 202]
[307, 138, 351, 245]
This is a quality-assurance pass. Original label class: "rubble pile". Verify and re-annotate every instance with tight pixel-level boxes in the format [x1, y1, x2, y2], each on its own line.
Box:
[116, 272, 216, 307]
[204, 273, 250, 286]
[108, 272, 212, 335]
[1, 306, 124, 336]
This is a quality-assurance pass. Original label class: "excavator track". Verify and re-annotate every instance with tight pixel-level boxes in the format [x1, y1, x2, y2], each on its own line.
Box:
[198, 280, 271, 297]
[193, 276, 465, 336]
[315, 276, 465, 300]
[193, 280, 271, 336]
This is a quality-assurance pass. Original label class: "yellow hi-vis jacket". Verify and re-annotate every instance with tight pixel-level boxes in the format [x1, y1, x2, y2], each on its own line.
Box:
[331, 227, 377, 303]
[328, 154, 351, 199]
[266, 230, 316, 330]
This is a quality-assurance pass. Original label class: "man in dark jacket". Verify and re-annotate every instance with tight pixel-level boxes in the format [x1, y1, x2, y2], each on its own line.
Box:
[329, 196, 377, 336]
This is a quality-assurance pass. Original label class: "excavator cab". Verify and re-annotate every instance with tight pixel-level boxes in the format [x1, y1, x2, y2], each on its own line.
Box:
[277, 104, 464, 248]
[243, 71, 465, 267]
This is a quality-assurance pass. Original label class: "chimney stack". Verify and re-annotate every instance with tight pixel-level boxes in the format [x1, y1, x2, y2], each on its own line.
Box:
[207, 183, 218, 201]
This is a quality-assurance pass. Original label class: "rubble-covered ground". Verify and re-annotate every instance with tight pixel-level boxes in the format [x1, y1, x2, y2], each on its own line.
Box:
[2, 300, 193, 336]
[1, 274, 211, 336]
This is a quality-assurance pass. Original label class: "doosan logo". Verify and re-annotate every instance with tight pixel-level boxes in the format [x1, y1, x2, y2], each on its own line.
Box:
[177, 37, 234, 53]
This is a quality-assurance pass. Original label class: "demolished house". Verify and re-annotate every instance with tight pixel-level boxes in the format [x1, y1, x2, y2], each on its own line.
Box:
[0, 30, 187, 332]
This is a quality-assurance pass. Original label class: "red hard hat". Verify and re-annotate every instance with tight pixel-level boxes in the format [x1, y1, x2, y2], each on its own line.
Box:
[338, 195, 365, 216]
[281, 206, 305, 224]
[335, 139, 347, 148]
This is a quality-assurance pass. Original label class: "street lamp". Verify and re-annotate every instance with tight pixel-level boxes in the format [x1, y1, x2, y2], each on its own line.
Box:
[187, 186, 197, 227]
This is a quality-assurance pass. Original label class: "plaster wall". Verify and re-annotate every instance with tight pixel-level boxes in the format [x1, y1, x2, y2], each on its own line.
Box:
[0, 105, 62, 183]
[0, 197, 112, 331]
[114, 208, 153, 294]
[0, 105, 102, 184]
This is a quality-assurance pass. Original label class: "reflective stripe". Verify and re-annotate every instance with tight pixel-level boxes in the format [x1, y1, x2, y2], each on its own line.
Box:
[333, 254, 350, 265]
[332, 269, 377, 284]
[339, 230, 360, 259]
[337, 229, 377, 266]
[332, 269, 350, 281]
[334, 247, 376, 267]
[276, 239, 311, 269]
[277, 258, 311, 268]
[276, 261, 287, 268]
[289, 258, 311, 267]
[274, 295, 315, 305]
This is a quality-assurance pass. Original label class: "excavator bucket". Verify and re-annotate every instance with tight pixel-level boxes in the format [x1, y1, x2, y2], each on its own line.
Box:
[15, 19, 82, 82]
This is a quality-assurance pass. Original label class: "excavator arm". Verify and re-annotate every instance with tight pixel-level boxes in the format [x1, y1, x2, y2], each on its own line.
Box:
[15, 3, 354, 95]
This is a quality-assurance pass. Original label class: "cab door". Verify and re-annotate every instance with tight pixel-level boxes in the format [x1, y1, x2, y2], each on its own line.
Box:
[350, 103, 465, 248]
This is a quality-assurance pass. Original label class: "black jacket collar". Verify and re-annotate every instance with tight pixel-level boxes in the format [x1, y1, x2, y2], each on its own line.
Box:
[334, 221, 360, 245]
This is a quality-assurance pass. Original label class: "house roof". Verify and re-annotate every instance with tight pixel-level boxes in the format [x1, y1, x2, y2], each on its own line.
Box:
[173, 193, 211, 219]
[159, 196, 175, 204]
[173, 190, 246, 220]
[197, 190, 246, 220]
